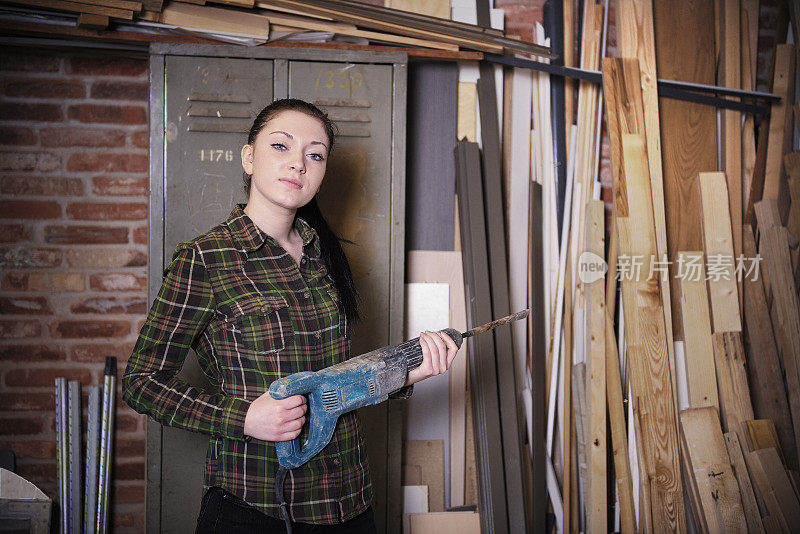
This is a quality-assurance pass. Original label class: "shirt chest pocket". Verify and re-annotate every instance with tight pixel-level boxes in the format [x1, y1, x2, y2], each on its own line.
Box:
[232, 294, 294, 355]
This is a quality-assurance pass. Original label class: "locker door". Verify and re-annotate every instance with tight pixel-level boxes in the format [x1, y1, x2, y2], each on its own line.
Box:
[288, 61, 398, 532]
[158, 55, 273, 533]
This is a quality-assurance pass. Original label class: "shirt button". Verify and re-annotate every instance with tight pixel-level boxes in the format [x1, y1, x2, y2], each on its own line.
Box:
[332, 458, 340, 466]
[260, 305, 268, 313]
[303, 291, 310, 299]
[301, 257, 306, 264]
[315, 332, 321, 339]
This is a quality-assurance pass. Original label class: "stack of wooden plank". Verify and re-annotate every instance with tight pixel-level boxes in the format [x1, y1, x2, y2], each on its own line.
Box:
[553, 1, 800, 531]
[0, 0, 554, 56]
[1, 0, 158, 29]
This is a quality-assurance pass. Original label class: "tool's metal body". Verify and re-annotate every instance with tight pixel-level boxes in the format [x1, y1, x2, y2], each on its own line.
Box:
[269, 310, 528, 468]
[270, 328, 464, 468]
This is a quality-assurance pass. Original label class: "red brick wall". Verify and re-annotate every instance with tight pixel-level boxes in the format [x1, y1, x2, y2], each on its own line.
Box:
[0, 47, 149, 532]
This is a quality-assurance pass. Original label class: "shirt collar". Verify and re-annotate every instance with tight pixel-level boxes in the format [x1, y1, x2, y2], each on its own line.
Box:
[224, 204, 319, 255]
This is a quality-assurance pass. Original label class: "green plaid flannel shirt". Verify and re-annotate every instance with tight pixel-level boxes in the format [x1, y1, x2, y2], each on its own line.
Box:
[123, 205, 383, 524]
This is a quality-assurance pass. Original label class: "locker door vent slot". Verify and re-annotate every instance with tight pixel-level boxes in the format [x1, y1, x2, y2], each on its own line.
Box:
[314, 98, 371, 108]
[189, 92, 251, 103]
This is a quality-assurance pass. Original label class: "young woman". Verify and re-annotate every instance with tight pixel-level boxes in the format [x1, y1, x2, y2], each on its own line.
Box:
[122, 99, 459, 533]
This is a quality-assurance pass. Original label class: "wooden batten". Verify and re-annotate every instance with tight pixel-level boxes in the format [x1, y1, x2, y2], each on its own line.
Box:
[677, 251, 718, 410]
[721, 0, 743, 299]
[585, 200, 606, 533]
[680, 407, 747, 533]
[604, 57, 685, 528]
[604, 225, 635, 534]
[698, 172, 742, 333]
[746, 448, 800, 531]
[743, 226, 799, 472]
[712, 331, 754, 439]
[759, 227, 800, 434]
[763, 45, 796, 224]
[725, 431, 766, 534]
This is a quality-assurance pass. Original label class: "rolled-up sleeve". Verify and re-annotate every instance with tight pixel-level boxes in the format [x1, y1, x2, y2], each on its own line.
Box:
[122, 245, 251, 439]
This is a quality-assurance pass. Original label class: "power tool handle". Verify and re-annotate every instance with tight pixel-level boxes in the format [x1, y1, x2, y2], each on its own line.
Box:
[405, 328, 463, 371]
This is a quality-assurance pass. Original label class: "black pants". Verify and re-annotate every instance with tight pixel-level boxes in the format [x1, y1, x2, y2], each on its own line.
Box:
[195, 487, 377, 534]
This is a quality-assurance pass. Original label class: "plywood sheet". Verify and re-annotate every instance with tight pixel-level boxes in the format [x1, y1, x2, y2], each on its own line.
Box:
[402, 440, 445, 513]
[405, 251, 468, 508]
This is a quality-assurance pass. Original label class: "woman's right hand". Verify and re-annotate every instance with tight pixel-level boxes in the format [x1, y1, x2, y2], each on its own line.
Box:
[244, 391, 307, 442]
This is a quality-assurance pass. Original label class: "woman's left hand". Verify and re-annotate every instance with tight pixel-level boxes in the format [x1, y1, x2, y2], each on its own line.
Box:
[405, 330, 460, 386]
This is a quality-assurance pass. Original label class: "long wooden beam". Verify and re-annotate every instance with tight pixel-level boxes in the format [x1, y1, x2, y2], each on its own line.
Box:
[652, 0, 717, 342]
[604, 57, 686, 529]
[743, 226, 799, 472]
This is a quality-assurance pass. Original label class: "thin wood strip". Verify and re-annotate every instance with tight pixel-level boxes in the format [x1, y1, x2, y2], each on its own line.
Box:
[605, 308, 636, 533]
[741, 8, 757, 216]
[743, 226, 799, 472]
[721, 0, 743, 307]
[712, 331, 755, 438]
[609, 129, 685, 531]
[586, 199, 606, 533]
[763, 45, 796, 223]
[784, 153, 800, 285]
[698, 172, 742, 333]
[605, 57, 685, 530]
[616, 0, 678, 400]
[760, 227, 800, 434]
[572, 361, 589, 517]
[725, 431, 766, 534]
[677, 251, 718, 409]
[258, 0, 504, 53]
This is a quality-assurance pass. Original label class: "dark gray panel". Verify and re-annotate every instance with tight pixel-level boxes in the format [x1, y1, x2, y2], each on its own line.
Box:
[530, 181, 547, 531]
[455, 141, 508, 534]
[477, 61, 527, 531]
[288, 61, 396, 533]
[159, 55, 274, 534]
[405, 62, 457, 251]
[164, 56, 274, 258]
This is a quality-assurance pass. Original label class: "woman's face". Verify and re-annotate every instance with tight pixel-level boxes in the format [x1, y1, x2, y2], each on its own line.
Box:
[241, 109, 329, 212]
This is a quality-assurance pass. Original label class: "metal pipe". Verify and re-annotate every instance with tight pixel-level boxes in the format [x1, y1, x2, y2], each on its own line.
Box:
[484, 53, 778, 114]
[68, 380, 82, 534]
[96, 357, 116, 534]
[55, 378, 68, 534]
[84, 385, 101, 534]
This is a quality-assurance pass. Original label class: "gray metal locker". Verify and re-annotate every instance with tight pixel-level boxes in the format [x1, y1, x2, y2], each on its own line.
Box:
[147, 44, 407, 533]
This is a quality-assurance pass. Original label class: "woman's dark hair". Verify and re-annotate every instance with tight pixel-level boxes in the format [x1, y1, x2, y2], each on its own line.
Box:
[243, 99, 360, 323]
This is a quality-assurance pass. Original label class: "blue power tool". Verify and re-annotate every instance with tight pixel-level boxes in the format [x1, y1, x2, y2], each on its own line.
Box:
[268, 309, 529, 468]
[268, 309, 527, 532]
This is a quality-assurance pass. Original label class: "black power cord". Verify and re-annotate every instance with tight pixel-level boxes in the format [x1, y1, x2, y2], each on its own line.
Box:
[275, 465, 293, 534]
